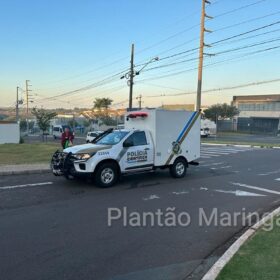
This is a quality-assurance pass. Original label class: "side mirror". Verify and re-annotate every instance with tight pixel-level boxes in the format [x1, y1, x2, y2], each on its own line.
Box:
[123, 141, 133, 148]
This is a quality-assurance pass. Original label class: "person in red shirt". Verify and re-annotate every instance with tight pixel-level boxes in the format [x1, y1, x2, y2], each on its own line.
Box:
[61, 127, 74, 149]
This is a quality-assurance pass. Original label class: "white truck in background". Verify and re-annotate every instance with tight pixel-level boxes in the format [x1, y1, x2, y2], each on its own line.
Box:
[51, 109, 201, 187]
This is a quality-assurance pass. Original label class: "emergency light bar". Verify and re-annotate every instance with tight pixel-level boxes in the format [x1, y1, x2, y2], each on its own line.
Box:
[127, 112, 148, 119]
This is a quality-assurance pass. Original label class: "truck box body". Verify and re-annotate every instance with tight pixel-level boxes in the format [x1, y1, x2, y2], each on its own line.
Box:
[125, 109, 200, 166]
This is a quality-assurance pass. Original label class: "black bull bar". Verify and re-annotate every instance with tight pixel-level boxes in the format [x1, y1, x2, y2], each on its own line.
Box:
[50, 150, 75, 177]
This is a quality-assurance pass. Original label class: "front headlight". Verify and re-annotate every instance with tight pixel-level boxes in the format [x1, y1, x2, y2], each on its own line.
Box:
[74, 153, 93, 160]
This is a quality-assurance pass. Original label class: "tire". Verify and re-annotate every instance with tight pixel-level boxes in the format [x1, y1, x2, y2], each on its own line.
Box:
[170, 158, 187, 178]
[53, 135, 57, 140]
[94, 162, 119, 188]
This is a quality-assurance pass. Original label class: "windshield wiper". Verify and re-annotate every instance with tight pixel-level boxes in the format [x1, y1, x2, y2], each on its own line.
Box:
[92, 128, 113, 144]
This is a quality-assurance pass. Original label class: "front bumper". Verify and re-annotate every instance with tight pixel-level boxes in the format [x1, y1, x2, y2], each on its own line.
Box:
[51, 151, 79, 177]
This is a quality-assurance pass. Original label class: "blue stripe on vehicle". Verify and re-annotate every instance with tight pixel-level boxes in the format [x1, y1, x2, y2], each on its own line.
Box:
[176, 111, 197, 142]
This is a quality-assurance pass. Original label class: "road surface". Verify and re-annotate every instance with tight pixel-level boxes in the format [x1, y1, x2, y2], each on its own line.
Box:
[205, 133, 280, 145]
[1, 145, 280, 280]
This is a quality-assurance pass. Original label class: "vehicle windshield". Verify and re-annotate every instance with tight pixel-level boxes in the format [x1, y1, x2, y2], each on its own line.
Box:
[96, 131, 129, 145]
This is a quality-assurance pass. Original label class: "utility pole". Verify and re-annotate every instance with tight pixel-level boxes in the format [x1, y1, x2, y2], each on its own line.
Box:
[136, 94, 143, 109]
[196, 0, 213, 111]
[129, 43, 135, 110]
[121, 45, 158, 110]
[16, 86, 19, 122]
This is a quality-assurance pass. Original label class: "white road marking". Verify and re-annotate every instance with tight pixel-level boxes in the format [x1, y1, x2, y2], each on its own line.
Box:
[202, 147, 250, 151]
[215, 189, 266, 197]
[200, 162, 224, 167]
[275, 178, 280, 181]
[202, 152, 231, 155]
[258, 170, 280, 176]
[172, 191, 189, 195]
[200, 146, 254, 159]
[143, 195, 160, 201]
[201, 149, 238, 153]
[200, 187, 208, 191]
[0, 182, 53, 190]
[201, 148, 251, 152]
[201, 153, 220, 157]
[231, 182, 280, 195]
[211, 166, 231, 170]
[201, 150, 231, 154]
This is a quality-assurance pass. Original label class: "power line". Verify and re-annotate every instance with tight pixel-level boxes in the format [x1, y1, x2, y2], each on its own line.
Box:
[35, 0, 276, 106]
[214, 10, 280, 33]
[213, 0, 268, 19]
[215, 37, 280, 55]
[136, 82, 185, 92]
[137, 44, 280, 83]
[213, 28, 280, 47]
[36, 68, 128, 101]
[135, 19, 280, 72]
[144, 10, 280, 62]
[140, 36, 280, 74]
[211, 20, 280, 45]
[136, 0, 267, 59]
[144, 78, 280, 98]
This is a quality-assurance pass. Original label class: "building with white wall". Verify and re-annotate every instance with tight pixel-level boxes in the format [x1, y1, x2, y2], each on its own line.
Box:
[0, 122, 20, 144]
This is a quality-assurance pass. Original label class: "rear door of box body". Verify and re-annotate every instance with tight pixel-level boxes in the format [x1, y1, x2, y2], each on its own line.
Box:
[154, 110, 200, 166]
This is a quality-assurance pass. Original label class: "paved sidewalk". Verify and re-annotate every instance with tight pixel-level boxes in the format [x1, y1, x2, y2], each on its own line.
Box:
[0, 164, 50, 175]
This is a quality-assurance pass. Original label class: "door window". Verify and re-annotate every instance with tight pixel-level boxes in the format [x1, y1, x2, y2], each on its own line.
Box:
[126, 131, 147, 146]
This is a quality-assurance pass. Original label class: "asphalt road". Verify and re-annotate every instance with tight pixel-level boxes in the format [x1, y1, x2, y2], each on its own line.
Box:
[1, 145, 280, 280]
[205, 133, 280, 145]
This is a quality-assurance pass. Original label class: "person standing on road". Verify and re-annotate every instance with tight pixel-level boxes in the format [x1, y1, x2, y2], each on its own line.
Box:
[61, 127, 74, 149]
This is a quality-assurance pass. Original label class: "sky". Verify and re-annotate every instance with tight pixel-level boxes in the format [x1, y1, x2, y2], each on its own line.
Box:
[0, 0, 280, 109]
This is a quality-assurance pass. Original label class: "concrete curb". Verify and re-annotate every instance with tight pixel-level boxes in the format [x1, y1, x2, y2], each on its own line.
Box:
[202, 143, 280, 149]
[202, 206, 280, 280]
[0, 169, 51, 176]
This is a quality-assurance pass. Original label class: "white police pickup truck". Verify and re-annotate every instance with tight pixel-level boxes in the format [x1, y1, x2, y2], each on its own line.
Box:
[51, 109, 201, 187]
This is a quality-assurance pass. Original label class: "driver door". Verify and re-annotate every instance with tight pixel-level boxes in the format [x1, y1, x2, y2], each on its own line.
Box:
[119, 131, 154, 172]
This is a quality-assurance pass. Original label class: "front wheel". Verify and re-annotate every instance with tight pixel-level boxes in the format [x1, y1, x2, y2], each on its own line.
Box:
[94, 162, 119, 188]
[170, 158, 187, 178]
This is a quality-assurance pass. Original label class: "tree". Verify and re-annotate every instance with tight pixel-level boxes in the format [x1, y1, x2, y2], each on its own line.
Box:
[204, 103, 239, 123]
[93, 98, 113, 112]
[31, 108, 57, 134]
[20, 120, 27, 131]
[99, 116, 117, 126]
[93, 98, 113, 125]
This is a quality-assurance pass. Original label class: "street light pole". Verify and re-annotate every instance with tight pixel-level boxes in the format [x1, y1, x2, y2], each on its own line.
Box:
[129, 44, 135, 110]
[121, 45, 159, 111]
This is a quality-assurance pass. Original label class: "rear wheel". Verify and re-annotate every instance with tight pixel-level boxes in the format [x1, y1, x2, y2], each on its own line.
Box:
[95, 162, 119, 188]
[170, 158, 187, 178]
